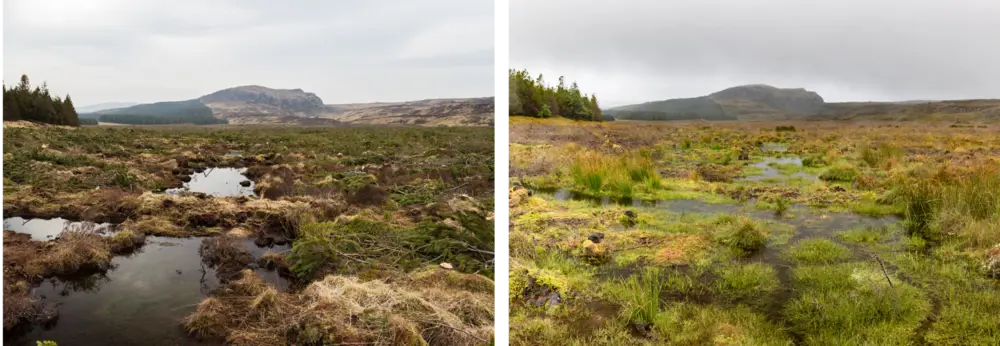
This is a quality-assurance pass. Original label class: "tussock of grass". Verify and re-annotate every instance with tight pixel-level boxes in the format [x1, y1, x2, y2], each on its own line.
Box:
[653, 302, 791, 345]
[836, 226, 890, 244]
[108, 229, 146, 253]
[716, 216, 768, 256]
[3, 283, 37, 330]
[819, 164, 859, 182]
[785, 262, 932, 345]
[859, 142, 902, 169]
[786, 238, 852, 264]
[569, 150, 657, 198]
[184, 268, 493, 345]
[610, 268, 663, 326]
[37, 227, 113, 276]
[713, 262, 779, 302]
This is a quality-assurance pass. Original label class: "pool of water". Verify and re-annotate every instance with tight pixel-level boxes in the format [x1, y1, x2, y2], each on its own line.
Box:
[539, 189, 898, 235]
[166, 167, 255, 197]
[741, 157, 818, 182]
[5, 235, 291, 345]
[2, 217, 115, 241]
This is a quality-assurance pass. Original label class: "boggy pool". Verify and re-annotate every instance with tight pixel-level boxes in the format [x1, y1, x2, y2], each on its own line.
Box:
[3, 219, 291, 346]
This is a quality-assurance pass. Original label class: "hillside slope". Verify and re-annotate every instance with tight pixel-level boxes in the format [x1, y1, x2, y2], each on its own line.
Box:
[324, 97, 494, 126]
[95, 86, 494, 126]
[609, 85, 1000, 122]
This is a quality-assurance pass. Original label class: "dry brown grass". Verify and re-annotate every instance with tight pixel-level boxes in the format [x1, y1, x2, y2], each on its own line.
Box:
[199, 236, 253, 282]
[108, 229, 146, 253]
[37, 226, 113, 276]
[184, 267, 494, 345]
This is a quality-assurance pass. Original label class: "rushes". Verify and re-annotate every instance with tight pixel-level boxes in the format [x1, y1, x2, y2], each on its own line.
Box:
[617, 268, 664, 326]
[570, 150, 658, 198]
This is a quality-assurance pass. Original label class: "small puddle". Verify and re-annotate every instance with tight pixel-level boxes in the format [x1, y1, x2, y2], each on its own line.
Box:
[5, 235, 291, 345]
[3, 217, 115, 241]
[166, 167, 255, 197]
[740, 157, 818, 182]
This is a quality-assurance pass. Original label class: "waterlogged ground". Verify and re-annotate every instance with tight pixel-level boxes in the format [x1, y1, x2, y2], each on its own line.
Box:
[3, 123, 495, 345]
[509, 118, 1000, 345]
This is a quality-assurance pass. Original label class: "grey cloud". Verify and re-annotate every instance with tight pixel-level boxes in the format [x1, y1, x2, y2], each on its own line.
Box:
[511, 0, 1000, 104]
[3, 0, 493, 105]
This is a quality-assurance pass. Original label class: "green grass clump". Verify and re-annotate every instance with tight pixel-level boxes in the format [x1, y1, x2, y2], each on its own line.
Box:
[717, 217, 768, 256]
[785, 263, 931, 345]
[836, 226, 890, 244]
[786, 238, 852, 264]
[653, 302, 791, 345]
[713, 262, 779, 302]
[613, 268, 663, 326]
[819, 164, 859, 182]
[859, 142, 902, 169]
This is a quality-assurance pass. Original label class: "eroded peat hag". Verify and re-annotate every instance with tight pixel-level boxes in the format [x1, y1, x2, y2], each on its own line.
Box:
[3, 123, 495, 345]
[509, 118, 1000, 345]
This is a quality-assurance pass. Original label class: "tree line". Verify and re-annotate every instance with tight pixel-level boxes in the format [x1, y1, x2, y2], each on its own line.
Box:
[509, 69, 603, 121]
[3, 74, 81, 126]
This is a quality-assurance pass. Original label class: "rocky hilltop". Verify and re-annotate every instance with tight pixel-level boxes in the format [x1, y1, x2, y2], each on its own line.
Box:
[608, 84, 1000, 122]
[95, 86, 493, 126]
[199, 85, 326, 118]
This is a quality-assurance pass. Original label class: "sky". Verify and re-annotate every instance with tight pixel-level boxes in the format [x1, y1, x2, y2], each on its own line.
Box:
[511, 0, 1000, 107]
[3, 0, 494, 106]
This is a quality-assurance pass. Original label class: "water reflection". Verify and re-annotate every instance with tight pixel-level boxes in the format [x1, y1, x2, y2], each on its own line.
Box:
[166, 167, 255, 197]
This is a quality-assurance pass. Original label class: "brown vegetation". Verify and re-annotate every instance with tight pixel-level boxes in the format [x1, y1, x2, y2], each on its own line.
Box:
[184, 267, 494, 345]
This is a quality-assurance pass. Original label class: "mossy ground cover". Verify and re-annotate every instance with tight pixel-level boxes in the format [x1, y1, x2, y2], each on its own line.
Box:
[3, 122, 495, 345]
[509, 118, 1000, 345]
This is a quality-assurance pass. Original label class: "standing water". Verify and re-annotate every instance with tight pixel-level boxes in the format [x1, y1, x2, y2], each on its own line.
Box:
[2, 217, 114, 241]
[166, 168, 255, 197]
[4, 232, 291, 345]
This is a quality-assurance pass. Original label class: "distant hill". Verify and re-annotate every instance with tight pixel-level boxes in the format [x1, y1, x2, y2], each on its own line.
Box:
[324, 97, 494, 126]
[94, 86, 493, 126]
[77, 102, 139, 114]
[607, 85, 1000, 122]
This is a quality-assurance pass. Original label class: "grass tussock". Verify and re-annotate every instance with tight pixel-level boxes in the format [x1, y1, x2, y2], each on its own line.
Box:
[713, 262, 779, 302]
[716, 216, 768, 256]
[108, 229, 146, 253]
[786, 238, 852, 265]
[36, 227, 112, 276]
[3, 282, 37, 330]
[184, 268, 493, 345]
[569, 150, 658, 198]
[199, 235, 253, 281]
[785, 263, 932, 345]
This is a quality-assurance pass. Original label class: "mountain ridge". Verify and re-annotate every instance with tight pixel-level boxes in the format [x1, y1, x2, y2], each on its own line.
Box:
[95, 85, 494, 126]
[607, 84, 1000, 122]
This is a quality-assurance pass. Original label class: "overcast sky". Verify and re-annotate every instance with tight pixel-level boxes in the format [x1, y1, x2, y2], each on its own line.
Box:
[511, 0, 1000, 106]
[3, 0, 493, 106]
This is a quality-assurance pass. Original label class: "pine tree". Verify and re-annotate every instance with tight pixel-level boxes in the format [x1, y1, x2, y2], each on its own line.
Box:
[62, 95, 80, 126]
